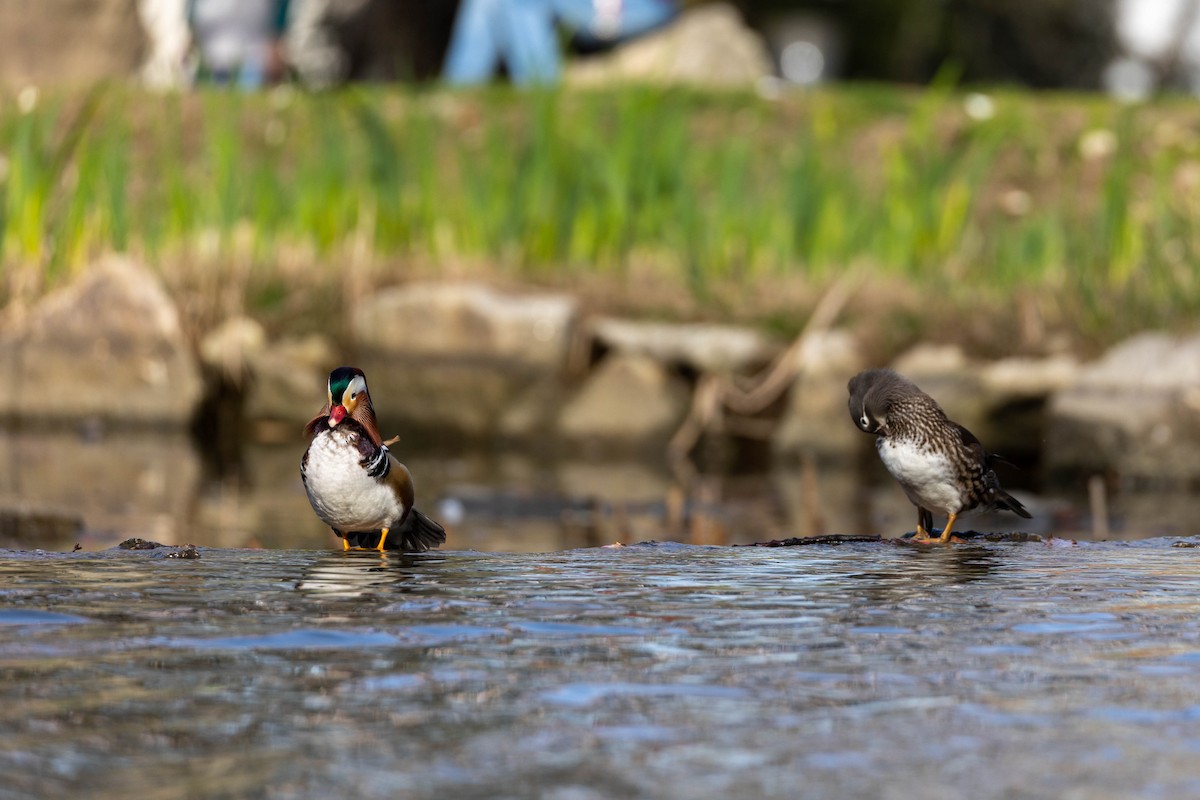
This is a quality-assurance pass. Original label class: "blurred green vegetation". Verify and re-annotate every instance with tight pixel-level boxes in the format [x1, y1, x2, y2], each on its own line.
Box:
[1, 82, 1199, 348]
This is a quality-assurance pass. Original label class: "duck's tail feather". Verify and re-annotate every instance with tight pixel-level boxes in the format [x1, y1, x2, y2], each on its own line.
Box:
[996, 490, 1032, 519]
[391, 508, 447, 552]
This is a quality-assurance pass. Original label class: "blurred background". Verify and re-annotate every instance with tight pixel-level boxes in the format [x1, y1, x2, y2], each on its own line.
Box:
[2, 0, 1200, 551]
[7, 1, 1200, 94]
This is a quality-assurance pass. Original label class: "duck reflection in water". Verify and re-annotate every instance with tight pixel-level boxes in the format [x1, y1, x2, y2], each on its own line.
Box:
[297, 552, 444, 599]
[849, 545, 1000, 603]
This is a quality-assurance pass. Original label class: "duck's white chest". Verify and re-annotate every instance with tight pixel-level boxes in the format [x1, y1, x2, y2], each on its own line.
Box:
[302, 431, 402, 531]
[877, 437, 964, 515]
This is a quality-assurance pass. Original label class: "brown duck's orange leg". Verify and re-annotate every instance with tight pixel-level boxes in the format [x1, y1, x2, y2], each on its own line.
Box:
[913, 508, 933, 540]
[938, 513, 959, 543]
[375, 527, 390, 552]
[341, 535, 350, 551]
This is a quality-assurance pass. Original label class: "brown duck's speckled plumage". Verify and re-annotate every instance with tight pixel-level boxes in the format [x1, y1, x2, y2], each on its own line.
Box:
[848, 368, 1030, 540]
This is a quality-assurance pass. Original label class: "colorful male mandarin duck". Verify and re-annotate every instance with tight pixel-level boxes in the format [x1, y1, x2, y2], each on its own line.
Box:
[301, 367, 446, 552]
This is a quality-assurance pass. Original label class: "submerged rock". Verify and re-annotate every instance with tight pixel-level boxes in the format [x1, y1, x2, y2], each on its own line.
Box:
[0, 256, 203, 427]
[118, 538, 166, 550]
[116, 538, 201, 558]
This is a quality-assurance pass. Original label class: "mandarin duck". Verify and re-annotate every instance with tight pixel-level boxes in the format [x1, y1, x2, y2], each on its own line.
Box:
[848, 368, 1031, 543]
[301, 366, 446, 552]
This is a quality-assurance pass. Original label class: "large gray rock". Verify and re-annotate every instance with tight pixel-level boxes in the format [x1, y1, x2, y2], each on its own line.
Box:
[1047, 333, 1200, 481]
[772, 330, 866, 460]
[351, 282, 579, 438]
[198, 317, 340, 433]
[590, 317, 779, 374]
[557, 354, 690, 448]
[360, 361, 534, 440]
[980, 355, 1080, 399]
[246, 334, 336, 428]
[566, 3, 773, 89]
[0, 257, 203, 427]
[353, 281, 579, 370]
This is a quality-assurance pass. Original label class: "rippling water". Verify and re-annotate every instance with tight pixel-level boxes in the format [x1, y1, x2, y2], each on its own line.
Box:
[2, 539, 1199, 798]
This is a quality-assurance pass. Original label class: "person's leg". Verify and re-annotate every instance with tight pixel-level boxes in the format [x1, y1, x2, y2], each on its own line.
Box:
[499, 0, 561, 85]
[443, 0, 505, 84]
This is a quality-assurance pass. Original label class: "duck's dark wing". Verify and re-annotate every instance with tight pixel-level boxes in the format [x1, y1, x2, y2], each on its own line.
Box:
[952, 422, 1032, 519]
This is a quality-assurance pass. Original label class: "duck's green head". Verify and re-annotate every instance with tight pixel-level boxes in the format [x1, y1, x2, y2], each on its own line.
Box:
[327, 366, 369, 426]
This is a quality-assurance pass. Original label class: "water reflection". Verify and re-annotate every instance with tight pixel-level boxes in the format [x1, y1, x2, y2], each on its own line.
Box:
[2, 429, 1200, 551]
[296, 552, 439, 599]
[849, 544, 1001, 601]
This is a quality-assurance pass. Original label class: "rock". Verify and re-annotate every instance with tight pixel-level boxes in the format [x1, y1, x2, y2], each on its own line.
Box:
[496, 376, 570, 441]
[566, 3, 773, 89]
[0, 0, 145, 85]
[244, 334, 336, 426]
[772, 330, 867, 460]
[351, 282, 579, 438]
[590, 317, 779, 374]
[557, 354, 690, 448]
[352, 281, 579, 371]
[980, 355, 1080, 398]
[1047, 332, 1200, 482]
[198, 320, 336, 430]
[198, 316, 267, 385]
[360, 361, 532, 440]
[0, 256, 203, 427]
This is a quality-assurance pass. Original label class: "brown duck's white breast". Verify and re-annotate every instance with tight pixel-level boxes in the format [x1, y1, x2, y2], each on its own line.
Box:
[876, 436, 965, 515]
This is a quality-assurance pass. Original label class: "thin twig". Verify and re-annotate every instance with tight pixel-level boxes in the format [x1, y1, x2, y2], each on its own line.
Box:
[667, 270, 859, 468]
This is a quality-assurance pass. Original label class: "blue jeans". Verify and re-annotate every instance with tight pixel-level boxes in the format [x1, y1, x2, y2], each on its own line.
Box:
[444, 0, 677, 85]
